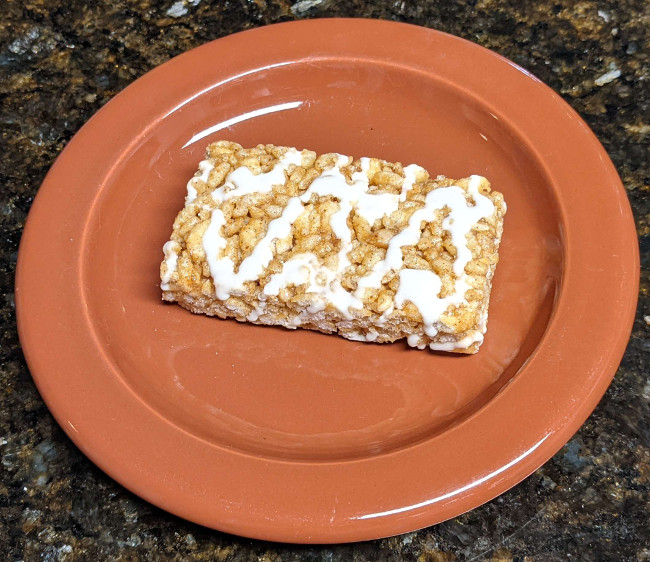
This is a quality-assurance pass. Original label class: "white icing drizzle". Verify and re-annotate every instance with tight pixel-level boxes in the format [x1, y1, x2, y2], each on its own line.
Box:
[202, 150, 305, 300]
[356, 175, 495, 340]
[407, 334, 423, 348]
[394, 269, 444, 337]
[400, 164, 422, 201]
[346, 331, 366, 342]
[200, 151, 495, 348]
[198, 159, 214, 182]
[429, 331, 484, 351]
[161, 240, 180, 290]
[204, 153, 420, 318]
[272, 154, 362, 318]
[212, 149, 303, 203]
[262, 156, 424, 318]
[204, 197, 305, 301]
[186, 159, 214, 204]
[301, 156, 401, 227]
[346, 328, 380, 342]
[406, 330, 484, 351]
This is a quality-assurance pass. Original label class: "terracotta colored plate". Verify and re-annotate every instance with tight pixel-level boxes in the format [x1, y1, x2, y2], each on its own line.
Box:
[15, 19, 638, 543]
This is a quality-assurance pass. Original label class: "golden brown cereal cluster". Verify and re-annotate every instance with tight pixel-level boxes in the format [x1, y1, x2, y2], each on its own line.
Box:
[161, 141, 506, 353]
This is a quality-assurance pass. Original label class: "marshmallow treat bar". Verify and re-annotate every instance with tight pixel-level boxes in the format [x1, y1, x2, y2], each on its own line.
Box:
[161, 142, 506, 353]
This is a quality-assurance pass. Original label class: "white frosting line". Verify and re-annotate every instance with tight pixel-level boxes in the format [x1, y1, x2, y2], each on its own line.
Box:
[428, 331, 484, 351]
[204, 198, 304, 301]
[355, 175, 495, 336]
[186, 159, 214, 204]
[161, 240, 180, 290]
[400, 164, 423, 202]
[393, 269, 443, 337]
[204, 153, 418, 317]
[263, 253, 315, 296]
[407, 334, 423, 348]
[447, 175, 491, 277]
[187, 184, 197, 204]
[300, 155, 401, 227]
[346, 329, 379, 342]
[200, 151, 495, 344]
[212, 149, 303, 203]
[346, 331, 366, 342]
[262, 154, 424, 317]
[264, 253, 362, 319]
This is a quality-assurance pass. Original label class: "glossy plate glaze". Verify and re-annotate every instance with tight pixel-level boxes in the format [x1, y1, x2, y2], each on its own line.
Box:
[15, 20, 638, 543]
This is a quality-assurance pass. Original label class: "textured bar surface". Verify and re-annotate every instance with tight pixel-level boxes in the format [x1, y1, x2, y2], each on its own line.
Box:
[161, 141, 506, 353]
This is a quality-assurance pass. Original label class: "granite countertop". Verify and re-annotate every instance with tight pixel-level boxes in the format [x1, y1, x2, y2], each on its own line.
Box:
[1, 0, 648, 560]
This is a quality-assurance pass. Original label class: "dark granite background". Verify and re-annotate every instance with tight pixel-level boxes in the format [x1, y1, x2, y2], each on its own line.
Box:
[1, 0, 648, 560]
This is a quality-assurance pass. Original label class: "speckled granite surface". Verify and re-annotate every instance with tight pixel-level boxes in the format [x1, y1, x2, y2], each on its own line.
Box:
[1, 0, 648, 559]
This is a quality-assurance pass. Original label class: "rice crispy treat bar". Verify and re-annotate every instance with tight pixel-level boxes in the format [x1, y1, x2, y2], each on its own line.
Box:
[161, 141, 506, 353]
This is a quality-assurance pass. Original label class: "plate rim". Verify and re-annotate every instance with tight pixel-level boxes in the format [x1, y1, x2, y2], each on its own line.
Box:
[15, 18, 639, 543]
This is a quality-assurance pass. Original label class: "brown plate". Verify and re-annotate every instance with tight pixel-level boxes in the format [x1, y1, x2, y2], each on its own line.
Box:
[15, 19, 638, 543]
